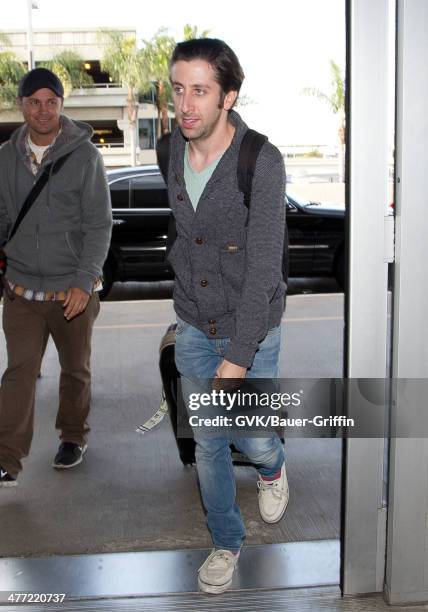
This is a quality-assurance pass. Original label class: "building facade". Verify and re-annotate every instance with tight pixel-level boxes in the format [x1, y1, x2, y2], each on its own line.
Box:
[0, 27, 174, 167]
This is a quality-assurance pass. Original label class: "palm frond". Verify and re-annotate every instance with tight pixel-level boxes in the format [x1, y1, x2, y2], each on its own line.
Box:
[183, 24, 210, 41]
[0, 51, 25, 108]
[99, 29, 149, 93]
[42, 50, 93, 91]
[302, 60, 345, 115]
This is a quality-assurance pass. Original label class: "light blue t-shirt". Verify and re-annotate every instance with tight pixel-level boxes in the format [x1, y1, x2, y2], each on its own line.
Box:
[184, 143, 222, 211]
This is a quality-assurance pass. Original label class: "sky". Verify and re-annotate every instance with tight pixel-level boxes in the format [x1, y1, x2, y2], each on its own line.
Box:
[0, 0, 346, 146]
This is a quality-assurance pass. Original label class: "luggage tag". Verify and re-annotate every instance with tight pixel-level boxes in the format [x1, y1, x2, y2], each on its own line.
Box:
[135, 393, 169, 435]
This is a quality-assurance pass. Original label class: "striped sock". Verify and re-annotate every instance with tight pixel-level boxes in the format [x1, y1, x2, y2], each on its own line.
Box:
[261, 468, 281, 482]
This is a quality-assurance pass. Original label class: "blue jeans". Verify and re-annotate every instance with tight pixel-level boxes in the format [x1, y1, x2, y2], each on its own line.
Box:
[175, 318, 285, 552]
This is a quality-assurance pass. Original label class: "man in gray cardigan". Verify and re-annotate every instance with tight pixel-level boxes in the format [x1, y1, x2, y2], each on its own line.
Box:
[168, 39, 289, 594]
[0, 68, 112, 486]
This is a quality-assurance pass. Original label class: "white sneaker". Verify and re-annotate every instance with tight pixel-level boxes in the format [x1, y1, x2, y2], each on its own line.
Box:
[198, 549, 240, 594]
[257, 462, 289, 523]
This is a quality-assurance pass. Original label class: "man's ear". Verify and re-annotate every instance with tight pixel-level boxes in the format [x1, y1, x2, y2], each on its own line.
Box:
[223, 90, 238, 111]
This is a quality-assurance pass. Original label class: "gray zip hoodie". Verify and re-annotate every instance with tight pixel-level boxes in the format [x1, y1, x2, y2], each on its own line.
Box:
[0, 115, 112, 294]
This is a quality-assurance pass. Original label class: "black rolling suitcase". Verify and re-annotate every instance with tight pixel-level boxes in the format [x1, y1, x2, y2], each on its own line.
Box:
[159, 323, 196, 465]
[159, 324, 253, 466]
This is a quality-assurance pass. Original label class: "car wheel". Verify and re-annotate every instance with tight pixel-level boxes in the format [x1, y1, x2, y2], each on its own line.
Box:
[334, 248, 346, 290]
[99, 259, 114, 300]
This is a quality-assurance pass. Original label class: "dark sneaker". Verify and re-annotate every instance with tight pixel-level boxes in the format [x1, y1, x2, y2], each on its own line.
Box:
[0, 466, 17, 487]
[52, 443, 87, 469]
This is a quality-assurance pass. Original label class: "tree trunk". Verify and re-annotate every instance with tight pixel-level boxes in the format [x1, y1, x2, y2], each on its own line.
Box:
[127, 88, 138, 167]
[155, 82, 162, 140]
[161, 103, 169, 136]
[129, 119, 137, 167]
[155, 81, 170, 139]
[157, 109, 162, 140]
[337, 117, 346, 183]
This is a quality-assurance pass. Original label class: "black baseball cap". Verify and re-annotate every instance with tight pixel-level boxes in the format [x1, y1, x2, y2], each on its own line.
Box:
[18, 67, 64, 98]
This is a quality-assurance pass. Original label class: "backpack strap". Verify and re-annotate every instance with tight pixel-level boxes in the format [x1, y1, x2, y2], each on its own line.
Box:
[237, 129, 268, 211]
[9, 151, 72, 241]
[156, 132, 171, 185]
[156, 133, 178, 258]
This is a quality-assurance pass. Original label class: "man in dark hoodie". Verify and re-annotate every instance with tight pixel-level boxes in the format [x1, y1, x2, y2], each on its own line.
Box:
[0, 68, 112, 486]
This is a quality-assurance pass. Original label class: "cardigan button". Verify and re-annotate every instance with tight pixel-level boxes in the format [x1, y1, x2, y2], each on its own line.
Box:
[208, 319, 216, 325]
[177, 193, 184, 201]
[195, 237, 204, 245]
[209, 327, 217, 336]
[200, 279, 208, 287]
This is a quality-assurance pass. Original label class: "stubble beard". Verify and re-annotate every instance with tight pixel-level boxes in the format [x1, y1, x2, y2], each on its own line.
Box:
[181, 108, 223, 144]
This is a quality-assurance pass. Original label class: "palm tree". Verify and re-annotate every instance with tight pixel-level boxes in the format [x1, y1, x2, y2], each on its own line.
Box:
[303, 60, 345, 182]
[140, 28, 175, 139]
[141, 25, 209, 139]
[43, 50, 93, 97]
[0, 34, 26, 110]
[99, 30, 150, 166]
[183, 24, 210, 40]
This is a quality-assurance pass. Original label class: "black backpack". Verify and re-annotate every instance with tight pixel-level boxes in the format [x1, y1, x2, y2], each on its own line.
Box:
[236, 129, 289, 287]
[156, 129, 289, 286]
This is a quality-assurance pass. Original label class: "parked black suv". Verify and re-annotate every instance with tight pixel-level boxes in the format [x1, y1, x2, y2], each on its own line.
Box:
[103, 166, 345, 299]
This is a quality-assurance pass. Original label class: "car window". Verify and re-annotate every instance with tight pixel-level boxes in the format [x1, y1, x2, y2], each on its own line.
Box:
[131, 175, 168, 209]
[109, 178, 130, 208]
